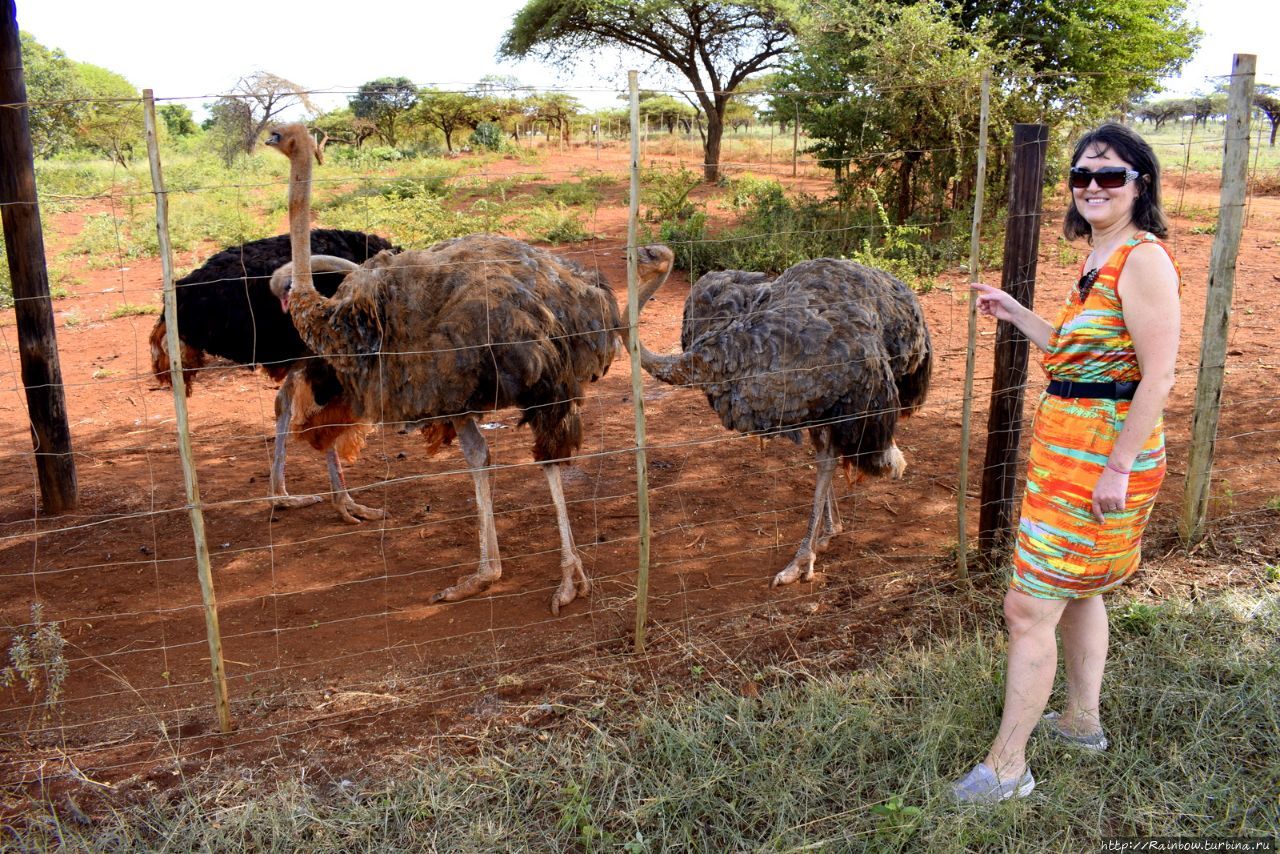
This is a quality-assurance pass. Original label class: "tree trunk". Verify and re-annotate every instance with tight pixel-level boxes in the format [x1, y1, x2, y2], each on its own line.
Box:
[703, 111, 724, 183]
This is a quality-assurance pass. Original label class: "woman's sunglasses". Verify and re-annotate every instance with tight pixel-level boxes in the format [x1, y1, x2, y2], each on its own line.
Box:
[1068, 167, 1140, 189]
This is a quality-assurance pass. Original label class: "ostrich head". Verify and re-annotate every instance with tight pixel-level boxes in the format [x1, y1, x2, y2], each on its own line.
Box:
[635, 244, 675, 305]
[263, 124, 325, 165]
[269, 255, 362, 311]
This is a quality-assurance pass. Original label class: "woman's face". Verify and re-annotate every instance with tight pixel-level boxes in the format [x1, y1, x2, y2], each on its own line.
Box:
[1071, 144, 1141, 234]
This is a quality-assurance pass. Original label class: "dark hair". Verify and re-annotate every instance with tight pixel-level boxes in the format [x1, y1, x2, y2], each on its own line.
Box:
[1063, 122, 1168, 241]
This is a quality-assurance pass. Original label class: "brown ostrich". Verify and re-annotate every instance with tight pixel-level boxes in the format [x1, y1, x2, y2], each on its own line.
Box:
[633, 248, 932, 586]
[264, 123, 673, 613]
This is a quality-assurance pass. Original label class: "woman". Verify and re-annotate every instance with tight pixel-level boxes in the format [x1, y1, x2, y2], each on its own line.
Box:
[953, 123, 1181, 803]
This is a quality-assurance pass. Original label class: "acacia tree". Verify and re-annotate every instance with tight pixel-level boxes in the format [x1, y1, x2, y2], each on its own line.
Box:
[1256, 85, 1280, 147]
[776, 1, 1006, 222]
[209, 72, 315, 162]
[417, 88, 479, 153]
[501, 0, 799, 181]
[948, 0, 1200, 119]
[350, 77, 419, 147]
[74, 62, 143, 166]
[18, 32, 88, 158]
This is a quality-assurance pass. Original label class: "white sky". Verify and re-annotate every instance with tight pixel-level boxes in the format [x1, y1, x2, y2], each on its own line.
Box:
[15, 0, 1278, 117]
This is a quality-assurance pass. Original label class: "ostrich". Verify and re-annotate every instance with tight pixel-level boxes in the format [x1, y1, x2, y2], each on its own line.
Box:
[150, 229, 395, 523]
[264, 122, 674, 613]
[633, 247, 932, 586]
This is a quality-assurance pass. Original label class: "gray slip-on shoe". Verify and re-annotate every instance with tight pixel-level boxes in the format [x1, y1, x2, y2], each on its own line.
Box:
[951, 762, 1035, 804]
[1039, 711, 1109, 752]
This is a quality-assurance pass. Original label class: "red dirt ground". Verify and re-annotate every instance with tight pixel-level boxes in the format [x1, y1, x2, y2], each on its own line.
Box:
[1, 145, 1277, 814]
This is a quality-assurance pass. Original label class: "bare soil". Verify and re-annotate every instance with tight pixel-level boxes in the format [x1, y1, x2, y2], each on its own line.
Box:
[1, 145, 1277, 815]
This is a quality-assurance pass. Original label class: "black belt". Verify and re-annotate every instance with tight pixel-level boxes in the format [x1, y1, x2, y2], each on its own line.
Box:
[1047, 379, 1138, 400]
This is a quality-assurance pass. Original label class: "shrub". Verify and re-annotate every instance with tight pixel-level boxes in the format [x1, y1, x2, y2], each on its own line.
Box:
[470, 122, 505, 152]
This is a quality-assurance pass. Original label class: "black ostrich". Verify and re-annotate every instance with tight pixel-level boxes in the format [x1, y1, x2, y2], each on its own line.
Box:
[266, 122, 674, 613]
[634, 248, 933, 586]
[150, 228, 395, 522]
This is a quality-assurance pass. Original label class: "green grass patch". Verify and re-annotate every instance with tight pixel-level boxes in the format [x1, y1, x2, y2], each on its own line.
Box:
[16, 591, 1276, 849]
[521, 203, 592, 243]
[107, 303, 160, 319]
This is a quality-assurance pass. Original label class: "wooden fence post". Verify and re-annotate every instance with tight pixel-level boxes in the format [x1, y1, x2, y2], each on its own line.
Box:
[978, 123, 1049, 561]
[626, 71, 653, 654]
[957, 69, 991, 583]
[0, 0, 77, 513]
[1179, 55, 1256, 546]
[144, 91, 233, 734]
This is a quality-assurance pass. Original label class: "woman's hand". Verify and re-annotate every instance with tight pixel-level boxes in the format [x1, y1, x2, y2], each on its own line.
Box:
[1091, 466, 1130, 523]
[969, 282, 1054, 353]
[970, 282, 1023, 323]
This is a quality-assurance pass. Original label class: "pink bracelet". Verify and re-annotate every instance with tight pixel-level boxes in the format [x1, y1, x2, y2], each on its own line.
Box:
[1106, 460, 1131, 475]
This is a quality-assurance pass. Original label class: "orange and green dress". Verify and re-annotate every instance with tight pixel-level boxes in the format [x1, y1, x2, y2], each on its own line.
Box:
[1010, 233, 1180, 600]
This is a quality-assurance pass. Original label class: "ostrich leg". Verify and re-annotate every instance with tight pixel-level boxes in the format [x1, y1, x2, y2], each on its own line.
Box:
[324, 452, 386, 524]
[430, 418, 503, 603]
[269, 370, 322, 511]
[814, 479, 843, 554]
[543, 462, 591, 614]
[771, 427, 839, 587]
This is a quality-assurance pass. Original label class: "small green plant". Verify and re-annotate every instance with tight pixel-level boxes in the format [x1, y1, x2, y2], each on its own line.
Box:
[1113, 601, 1166, 635]
[869, 794, 923, 842]
[62, 309, 84, 328]
[2, 603, 70, 719]
[1264, 564, 1279, 583]
[1189, 223, 1217, 235]
[556, 780, 611, 851]
[108, 303, 160, 319]
[523, 203, 591, 243]
[1056, 235, 1082, 266]
[1263, 496, 1280, 511]
[642, 166, 701, 223]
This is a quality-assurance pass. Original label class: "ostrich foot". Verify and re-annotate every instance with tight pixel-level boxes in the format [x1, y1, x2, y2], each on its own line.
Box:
[335, 496, 386, 525]
[814, 522, 844, 554]
[771, 550, 817, 587]
[430, 567, 499, 605]
[550, 556, 592, 615]
[271, 493, 324, 511]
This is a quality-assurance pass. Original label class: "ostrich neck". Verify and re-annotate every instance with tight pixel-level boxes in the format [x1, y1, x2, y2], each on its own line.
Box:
[634, 271, 690, 386]
[287, 149, 315, 298]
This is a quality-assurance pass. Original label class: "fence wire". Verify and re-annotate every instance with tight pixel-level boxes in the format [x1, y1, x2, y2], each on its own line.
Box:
[1, 75, 1277, 793]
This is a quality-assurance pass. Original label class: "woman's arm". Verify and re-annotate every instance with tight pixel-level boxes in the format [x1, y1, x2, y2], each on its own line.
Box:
[970, 283, 1055, 353]
[1089, 243, 1181, 522]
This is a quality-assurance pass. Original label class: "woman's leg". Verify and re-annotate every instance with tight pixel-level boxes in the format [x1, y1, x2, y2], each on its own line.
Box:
[1055, 593, 1109, 734]
[983, 588, 1068, 780]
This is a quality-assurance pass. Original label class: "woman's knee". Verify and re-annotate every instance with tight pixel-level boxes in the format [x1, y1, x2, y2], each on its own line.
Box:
[1003, 589, 1065, 636]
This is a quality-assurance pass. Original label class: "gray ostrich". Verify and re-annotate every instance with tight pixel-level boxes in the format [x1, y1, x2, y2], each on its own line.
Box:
[634, 247, 932, 586]
[264, 123, 674, 613]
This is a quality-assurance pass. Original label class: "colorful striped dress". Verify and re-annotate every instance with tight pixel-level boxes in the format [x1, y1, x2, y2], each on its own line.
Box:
[1010, 233, 1180, 599]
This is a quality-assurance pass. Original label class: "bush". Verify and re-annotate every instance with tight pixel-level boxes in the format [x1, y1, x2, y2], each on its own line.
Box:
[469, 122, 504, 152]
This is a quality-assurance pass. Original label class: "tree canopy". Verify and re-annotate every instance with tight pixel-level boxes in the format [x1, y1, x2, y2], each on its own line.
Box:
[501, 0, 800, 180]
[18, 32, 88, 158]
[350, 77, 419, 147]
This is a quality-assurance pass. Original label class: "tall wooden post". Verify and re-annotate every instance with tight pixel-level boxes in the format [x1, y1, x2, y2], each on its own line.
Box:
[626, 71, 653, 654]
[957, 69, 991, 583]
[978, 124, 1049, 560]
[144, 91, 233, 733]
[1179, 55, 1256, 546]
[0, 0, 77, 513]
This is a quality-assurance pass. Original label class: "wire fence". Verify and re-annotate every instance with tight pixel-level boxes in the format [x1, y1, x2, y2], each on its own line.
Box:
[1, 65, 1277, 792]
